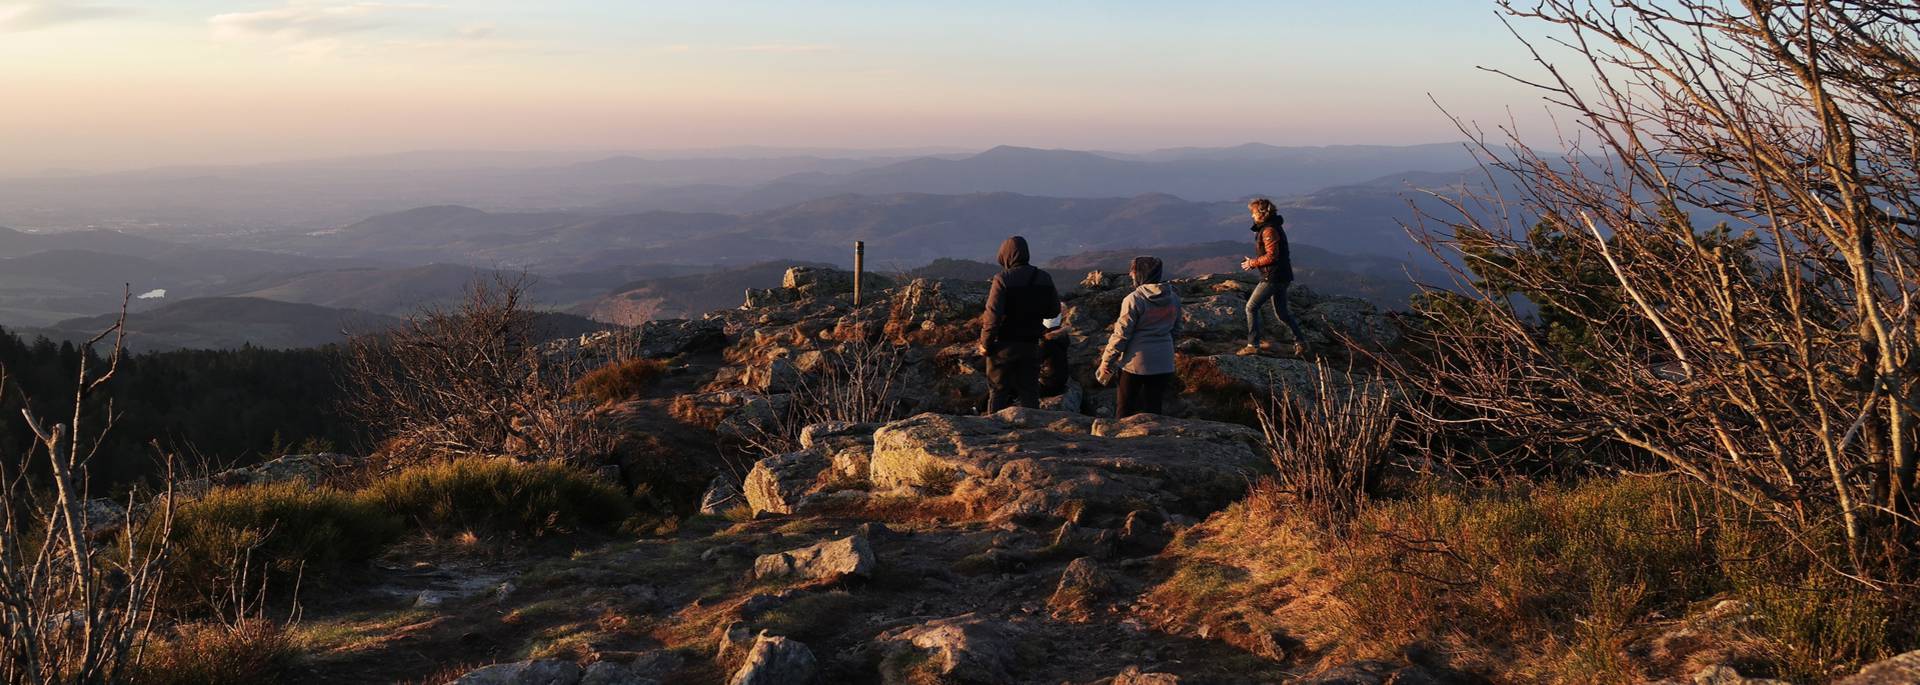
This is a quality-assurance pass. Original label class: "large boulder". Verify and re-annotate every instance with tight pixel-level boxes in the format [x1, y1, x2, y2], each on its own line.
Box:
[752, 535, 876, 582]
[728, 633, 817, 685]
[877, 614, 1021, 685]
[743, 449, 831, 516]
[869, 409, 1268, 525]
[800, 421, 880, 481]
[885, 279, 989, 346]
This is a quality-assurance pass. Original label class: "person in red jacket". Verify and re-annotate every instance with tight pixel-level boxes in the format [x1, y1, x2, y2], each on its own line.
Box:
[1240, 198, 1307, 356]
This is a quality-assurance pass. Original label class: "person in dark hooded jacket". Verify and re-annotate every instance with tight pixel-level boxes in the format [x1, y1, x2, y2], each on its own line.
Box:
[1097, 256, 1182, 418]
[979, 236, 1061, 412]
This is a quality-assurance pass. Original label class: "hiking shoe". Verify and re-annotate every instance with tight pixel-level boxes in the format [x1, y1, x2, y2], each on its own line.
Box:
[1291, 342, 1309, 357]
[1236, 344, 1261, 356]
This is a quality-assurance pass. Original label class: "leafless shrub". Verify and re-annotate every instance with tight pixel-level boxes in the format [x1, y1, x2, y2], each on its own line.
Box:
[0, 305, 175, 685]
[344, 276, 615, 468]
[1253, 365, 1398, 529]
[1390, 0, 1920, 589]
[736, 339, 906, 462]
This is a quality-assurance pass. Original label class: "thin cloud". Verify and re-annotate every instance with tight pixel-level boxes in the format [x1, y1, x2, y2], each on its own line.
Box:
[730, 43, 839, 54]
[0, 1, 128, 32]
[208, 2, 441, 44]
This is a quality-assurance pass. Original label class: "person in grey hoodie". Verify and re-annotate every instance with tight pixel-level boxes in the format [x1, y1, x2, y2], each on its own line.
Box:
[1096, 256, 1182, 418]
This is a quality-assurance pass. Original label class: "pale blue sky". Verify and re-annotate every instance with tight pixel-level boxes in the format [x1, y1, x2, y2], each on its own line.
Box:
[0, 0, 1552, 172]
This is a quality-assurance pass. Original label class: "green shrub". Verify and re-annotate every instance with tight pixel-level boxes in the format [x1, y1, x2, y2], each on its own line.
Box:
[155, 481, 399, 597]
[573, 357, 670, 404]
[358, 458, 633, 536]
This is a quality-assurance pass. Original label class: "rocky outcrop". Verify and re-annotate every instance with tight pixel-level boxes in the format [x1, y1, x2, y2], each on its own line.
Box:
[1837, 650, 1920, 685]
[877, 614, 1021, 685]
[447, 659, 584, 685]
[743, 449, 831, 515]
[869, 409, 1268, 525]
[884, 278, 988, 345]
[556, 318, 727, 362]
[728, 633, 817, 685]
[801, 421, 880, 481]
[751, 535, 875, 582]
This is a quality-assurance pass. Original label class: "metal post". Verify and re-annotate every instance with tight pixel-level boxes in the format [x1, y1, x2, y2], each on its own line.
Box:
[853, 241, 866, 306]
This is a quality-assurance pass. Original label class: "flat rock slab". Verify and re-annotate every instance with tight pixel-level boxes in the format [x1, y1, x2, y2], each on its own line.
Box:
[751, 535, 875, 582]
[869, 408, 1268, 525]
[877, 613, 1021, 684]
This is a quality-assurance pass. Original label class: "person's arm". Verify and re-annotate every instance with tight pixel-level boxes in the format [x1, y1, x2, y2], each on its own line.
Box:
[979, 273, 1006, 353]
[1245, 227, 1280, 269]
[1097, 294, 1139, 385]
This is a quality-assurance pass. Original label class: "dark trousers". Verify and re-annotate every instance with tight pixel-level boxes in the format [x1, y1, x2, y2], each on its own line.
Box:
[1246, 280, 1305, 345]
[1116, 371, 1174, 419]
[985, 339, 1042, 413]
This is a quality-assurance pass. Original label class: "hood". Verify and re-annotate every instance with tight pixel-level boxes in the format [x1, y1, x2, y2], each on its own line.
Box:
[1134, 282, 1174, 304]
[1129, 255, 1164, 286]
[997, 236, 1030, 269]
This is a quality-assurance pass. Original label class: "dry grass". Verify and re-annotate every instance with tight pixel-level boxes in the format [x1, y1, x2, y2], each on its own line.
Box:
[360, 458, 634, 537]
[1146, 476, 1916, 683]
[573, 357, 671, 405]
[129, 619, 298, 685]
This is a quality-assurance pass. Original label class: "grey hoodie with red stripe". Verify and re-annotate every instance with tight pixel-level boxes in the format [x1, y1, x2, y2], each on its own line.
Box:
[1098, 257, 1182, 378]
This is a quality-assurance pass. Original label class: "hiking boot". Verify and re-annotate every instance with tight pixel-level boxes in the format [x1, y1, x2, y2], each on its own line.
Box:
[1236, 344, 1261, 356]
[1290, 342, 1309, 357]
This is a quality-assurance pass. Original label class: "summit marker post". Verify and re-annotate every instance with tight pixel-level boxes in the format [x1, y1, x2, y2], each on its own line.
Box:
[854, 241, 865, 306]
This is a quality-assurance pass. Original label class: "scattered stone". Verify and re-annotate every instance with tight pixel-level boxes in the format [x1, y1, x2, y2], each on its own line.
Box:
[855, 521, 895, 540]
[699, 476, 744, 516]
[714, 622, 755, 663]
[447, 659, 584, 685]
[744, 449, 832, 516]
[877, 614, 1020, 684]
[728, 633, 817, 685]
[752, 535, 875, 582]
[1047, 557, 1115, 622]
[1692, 665, 1791, 685]
[1837, 650, 1920, 685]
[1296, 660, 1398, 685]
[703, 543, 752, 563]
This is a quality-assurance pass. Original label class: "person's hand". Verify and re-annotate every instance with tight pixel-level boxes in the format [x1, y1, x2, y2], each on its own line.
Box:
[975, 342, 989, 357]
[1240, 258, 1255, 270]
[1095, 369, 1114, 386]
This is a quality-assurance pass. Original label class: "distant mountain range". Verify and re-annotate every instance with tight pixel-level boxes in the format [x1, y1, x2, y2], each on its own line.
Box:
[0, 143, 1484, 239]
[0, 142, 1496, 349]
[250, 174, 1460, 274]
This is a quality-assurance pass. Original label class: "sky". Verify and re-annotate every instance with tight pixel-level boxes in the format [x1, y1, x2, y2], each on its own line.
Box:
[0, 0, 1554, 173]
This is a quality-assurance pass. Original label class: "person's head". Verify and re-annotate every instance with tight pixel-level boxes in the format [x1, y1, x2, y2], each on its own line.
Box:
[1248, 198, 1278, 223]
[1129, 256, 1165, 287]
[997, 235, 1031, 269]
